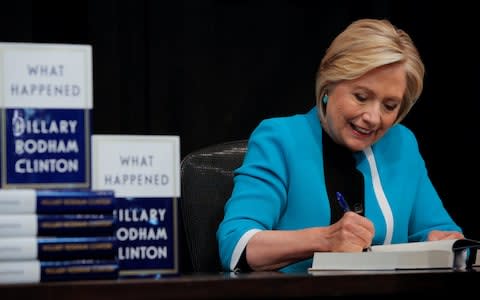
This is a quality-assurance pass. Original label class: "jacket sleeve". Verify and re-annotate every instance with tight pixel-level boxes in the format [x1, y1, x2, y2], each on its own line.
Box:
[216, 118, 290, 271]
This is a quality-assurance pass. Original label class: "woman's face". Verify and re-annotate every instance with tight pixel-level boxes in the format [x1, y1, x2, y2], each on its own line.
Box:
[324, 63, 406, 151]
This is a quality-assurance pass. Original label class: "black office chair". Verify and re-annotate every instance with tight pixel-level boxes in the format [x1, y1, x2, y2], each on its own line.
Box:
[180, 140, 248, 273]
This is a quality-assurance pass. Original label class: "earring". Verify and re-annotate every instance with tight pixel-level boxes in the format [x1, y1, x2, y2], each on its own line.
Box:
[322, 94, 329, 105]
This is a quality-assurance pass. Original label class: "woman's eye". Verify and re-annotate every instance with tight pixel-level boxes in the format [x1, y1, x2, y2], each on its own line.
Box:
[354, 94, 367, 102]
[384, 103, 398, 111]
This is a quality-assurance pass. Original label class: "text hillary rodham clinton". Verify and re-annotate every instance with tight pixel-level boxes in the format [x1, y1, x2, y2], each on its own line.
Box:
[104, 154, 175, 267]
[115, 207, 169, 260]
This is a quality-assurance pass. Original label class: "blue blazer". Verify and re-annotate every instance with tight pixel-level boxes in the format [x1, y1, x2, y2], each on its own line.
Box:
[217, 107, 461, 273]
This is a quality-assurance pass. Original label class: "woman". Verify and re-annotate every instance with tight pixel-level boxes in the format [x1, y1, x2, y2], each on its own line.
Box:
[217, 18, 463, 273]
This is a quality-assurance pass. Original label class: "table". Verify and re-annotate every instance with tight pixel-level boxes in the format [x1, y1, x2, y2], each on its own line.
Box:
[1, 268, 478, 299]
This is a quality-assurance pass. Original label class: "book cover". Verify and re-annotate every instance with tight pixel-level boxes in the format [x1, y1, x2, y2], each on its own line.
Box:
[2, 108, 91, 188]
[0, 42, 93, 189]
[0, 214, 115, 237]
[0, 189, 116, 214]
[0, 260, 118, 284]
[0, 236, 116, 261]
[114, 197, 177, 277]
[91, 135, 180, 277]
[309, 239, 480, 271]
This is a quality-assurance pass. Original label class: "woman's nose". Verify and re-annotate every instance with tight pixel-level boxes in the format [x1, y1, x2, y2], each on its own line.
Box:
[361, 104, 381, 125]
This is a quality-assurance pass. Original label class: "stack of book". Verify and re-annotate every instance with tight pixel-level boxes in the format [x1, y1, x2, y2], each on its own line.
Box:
[0, 189, 119, 283]
[0, 42, 121, 284]
[1, 42, 181, 282]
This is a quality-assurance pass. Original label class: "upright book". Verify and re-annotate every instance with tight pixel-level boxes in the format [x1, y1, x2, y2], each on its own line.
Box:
[309, 239, 480, 272]
[91, 134, 180, 277]
[0, 42, 93, 189]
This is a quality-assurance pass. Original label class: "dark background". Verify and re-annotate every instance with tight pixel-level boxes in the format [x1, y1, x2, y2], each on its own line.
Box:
[1, 0, 479, 249]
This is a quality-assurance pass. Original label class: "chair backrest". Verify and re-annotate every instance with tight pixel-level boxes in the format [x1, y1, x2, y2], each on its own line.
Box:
[180, 140, 248, 272]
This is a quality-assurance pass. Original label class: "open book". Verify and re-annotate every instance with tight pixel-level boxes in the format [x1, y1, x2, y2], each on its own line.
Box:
[309, 239, 480, 271]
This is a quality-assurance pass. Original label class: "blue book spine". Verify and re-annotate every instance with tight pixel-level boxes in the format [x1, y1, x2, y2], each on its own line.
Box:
[0, 189, 116, 214]
[0, 214, 115, 237]
[0, 260, 118, 284]
[41, 260, 118, 282]
[0, 236, 117, 261]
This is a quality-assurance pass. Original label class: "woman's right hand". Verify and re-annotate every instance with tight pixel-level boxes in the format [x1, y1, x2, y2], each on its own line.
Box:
[324, 212, 375, 252]
[244, 213, 375, 271]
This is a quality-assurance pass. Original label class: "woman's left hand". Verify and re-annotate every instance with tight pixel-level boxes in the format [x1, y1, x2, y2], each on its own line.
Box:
[427, 230, 464, 241]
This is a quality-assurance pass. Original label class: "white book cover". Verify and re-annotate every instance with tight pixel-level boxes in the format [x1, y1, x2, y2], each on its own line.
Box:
[0, 42, 93, 188]
[0, 42, 92, 109]
[91, 135, 180, 198]
[0, 261, 40, 284]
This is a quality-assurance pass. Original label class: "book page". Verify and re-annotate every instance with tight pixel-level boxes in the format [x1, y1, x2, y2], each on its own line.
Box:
[371, 239, 457, 253]
[309, 250, 454, 271]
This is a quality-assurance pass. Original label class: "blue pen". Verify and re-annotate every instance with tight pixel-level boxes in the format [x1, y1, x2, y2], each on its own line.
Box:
[335, 192, 351, 212]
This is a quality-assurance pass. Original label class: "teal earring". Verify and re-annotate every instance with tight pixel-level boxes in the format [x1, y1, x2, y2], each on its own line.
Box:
[322, 94, 329, 105]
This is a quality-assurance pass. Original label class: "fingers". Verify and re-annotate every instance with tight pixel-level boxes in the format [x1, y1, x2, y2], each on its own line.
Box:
[427, 230, 464, 241]
[328, 212, 375, 252]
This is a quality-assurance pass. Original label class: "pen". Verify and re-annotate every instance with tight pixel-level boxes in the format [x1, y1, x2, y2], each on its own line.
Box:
[335, 192, 351, 213]
[335, 191, 372, 252]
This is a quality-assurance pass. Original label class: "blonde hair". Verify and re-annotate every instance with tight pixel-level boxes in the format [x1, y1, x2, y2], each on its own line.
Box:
[315, 19, 425, 123]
